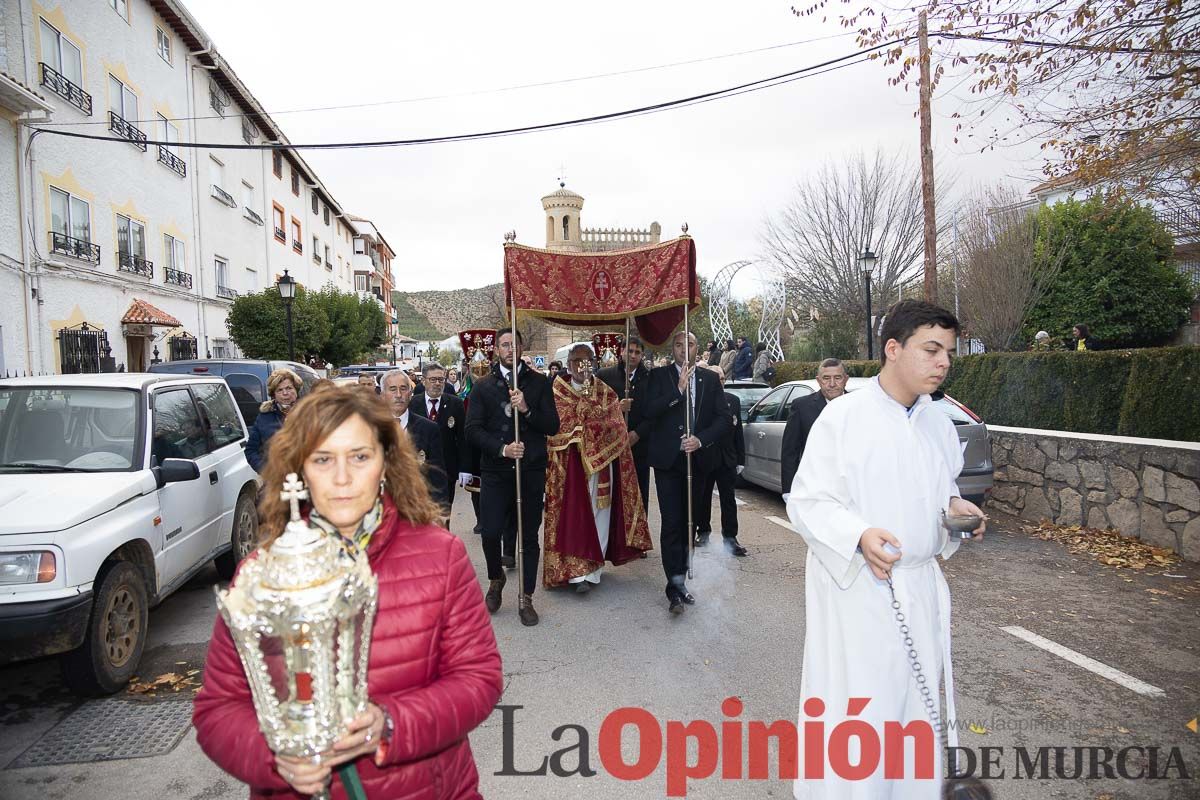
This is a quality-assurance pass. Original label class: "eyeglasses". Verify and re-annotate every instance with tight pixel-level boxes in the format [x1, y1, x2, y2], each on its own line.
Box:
[425, 377, 446, 383]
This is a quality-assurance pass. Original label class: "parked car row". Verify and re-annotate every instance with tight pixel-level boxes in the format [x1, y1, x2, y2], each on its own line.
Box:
[738, 377, 994, 505]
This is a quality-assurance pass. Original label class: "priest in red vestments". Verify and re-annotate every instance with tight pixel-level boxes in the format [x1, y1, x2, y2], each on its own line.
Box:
[543, 343, 653, 591]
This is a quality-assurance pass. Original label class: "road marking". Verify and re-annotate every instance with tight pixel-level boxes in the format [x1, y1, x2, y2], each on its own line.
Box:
[766, 515, 795, 532]
[1000, 626, 1166, 698]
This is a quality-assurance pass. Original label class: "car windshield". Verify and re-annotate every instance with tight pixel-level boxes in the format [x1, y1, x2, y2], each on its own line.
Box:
[0, 387, 139, 472]
[726, 386, 772, 420]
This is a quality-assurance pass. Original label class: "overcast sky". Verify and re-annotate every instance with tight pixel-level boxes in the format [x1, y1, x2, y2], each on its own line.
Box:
[185, 0, 1045, 297]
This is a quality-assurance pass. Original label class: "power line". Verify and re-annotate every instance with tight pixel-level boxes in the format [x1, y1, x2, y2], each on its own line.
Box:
[33, 30, 861, 129]
[30, 41, 896, 152]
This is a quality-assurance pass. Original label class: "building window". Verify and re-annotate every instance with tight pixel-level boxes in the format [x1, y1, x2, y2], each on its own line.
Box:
[108, 74, 138, 122]
[157, 114, 178, 152]
[291, 218, 302, 253]
[272, 150, 282, 178]
[324, 244, 332, 267]
[355, 274, 368, 292]
[209, 78, 230, 116]
[215, 257, 234, 299]
[311, 192, 319, 215]
[272, 203, 286, 242]
[323, 205, 330, 226]
[116, 214, 150, 277]
[291, 169, 299, 196]
[241, 119, 257, 145]
[49, 186, 96, 261]
[164, 233, 191, 288]
[312, 235, 320, 262]
[212, 338, 231, 358]
[354, 238, 365, 255]
[156, 27, 171, 64]
[109, 0, 129, 21]
[39, 19, 84, 92]
[562, 215, 570, 241]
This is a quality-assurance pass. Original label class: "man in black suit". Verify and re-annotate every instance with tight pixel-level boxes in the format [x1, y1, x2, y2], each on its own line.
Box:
[381, 369, 447, 508]
[780, 358, 848, 497]
[694, 365, 748, 556]
[411, 361, 470, 522]
[642, 329, 732, 614]
[465, 327, 560, 627]
[596, 335, 652, 513]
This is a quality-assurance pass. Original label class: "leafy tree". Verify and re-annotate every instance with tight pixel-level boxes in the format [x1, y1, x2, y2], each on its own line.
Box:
[1024, 195, 1192, 348]
[425, 341, 441, 364]
[226, 286, 329, 360]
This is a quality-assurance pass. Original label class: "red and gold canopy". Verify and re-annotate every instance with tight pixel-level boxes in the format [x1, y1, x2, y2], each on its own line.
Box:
[502, 236, 698, 347]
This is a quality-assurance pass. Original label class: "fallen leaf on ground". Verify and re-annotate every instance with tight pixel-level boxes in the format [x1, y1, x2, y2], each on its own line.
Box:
[1024, 521, 1183, 575]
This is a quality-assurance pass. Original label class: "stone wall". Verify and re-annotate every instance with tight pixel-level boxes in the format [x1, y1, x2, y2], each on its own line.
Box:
[987, 426, 1200, 561]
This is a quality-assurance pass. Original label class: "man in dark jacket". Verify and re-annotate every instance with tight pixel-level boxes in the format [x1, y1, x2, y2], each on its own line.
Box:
[732, 336, 754, 380]
[411, 361, 470, 523]
[382, 370, 447, 509]
[780, 358, 848, 497]
[642, 330, 732, 614]
[694, 365, 748, 556]
[465, 327, 560, 627]
[596, 335, 652, 513]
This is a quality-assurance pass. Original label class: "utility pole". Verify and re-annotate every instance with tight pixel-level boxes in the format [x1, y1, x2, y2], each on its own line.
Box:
[918, 10, 938, 302]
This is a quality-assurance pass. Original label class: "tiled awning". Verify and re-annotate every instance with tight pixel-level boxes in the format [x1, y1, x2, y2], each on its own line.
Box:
[121, 299, 182, 327]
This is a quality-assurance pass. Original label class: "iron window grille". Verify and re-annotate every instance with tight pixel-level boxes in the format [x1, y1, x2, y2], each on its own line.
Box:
[209, 79, 230, 116]
[244, 208, 265, 226]
[165, 267, 193, 289]
[118, 251, 154, 279]
[58, 323, 108, 374]
[157, 145, 186, 177]
[211, 184, 238, 208]
[39, 62, 92, 115]
[109, 111, 147, 151]
[216, 285, 238, 300]
[168, 334, 198, 360]
[49, 231, 100, 264]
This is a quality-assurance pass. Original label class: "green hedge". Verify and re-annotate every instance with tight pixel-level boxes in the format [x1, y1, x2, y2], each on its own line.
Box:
[771, 348, 1200, 442]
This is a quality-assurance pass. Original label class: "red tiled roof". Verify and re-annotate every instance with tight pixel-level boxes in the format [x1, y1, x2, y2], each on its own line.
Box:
[121, 298, 182, 327]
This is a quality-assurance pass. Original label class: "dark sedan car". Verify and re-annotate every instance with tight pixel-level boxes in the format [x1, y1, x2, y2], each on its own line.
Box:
[740, 377, 994, 504]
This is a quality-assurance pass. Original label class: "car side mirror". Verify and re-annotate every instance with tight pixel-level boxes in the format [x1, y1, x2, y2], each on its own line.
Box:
[153, 458, 200, 488]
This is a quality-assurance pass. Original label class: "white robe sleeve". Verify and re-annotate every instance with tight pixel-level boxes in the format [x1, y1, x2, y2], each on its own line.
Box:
[785, 411, 871, 589]
[942, 416, 965, 503]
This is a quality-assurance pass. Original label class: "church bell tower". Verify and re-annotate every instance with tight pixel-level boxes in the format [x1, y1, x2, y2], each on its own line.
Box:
[541, 183, 584, 253]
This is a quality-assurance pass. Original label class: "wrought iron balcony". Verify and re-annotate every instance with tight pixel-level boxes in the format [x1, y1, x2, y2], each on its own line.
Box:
[274, 226, 286, 241]
[216, 285, 237, 300]
[325, 260, 333, 270]
[312, 250, 322, 264]
[157, 145, 186, 177]
[293, 240, 303, 254]
[244, 208, 265, 226]
[211, 184, 237, 208]
[39, 63, 92, 115]
[49, 231, 100, 264]
[165, 267, 193, 289]
[118, 251, 154, 279]
[109, 111, 147, 151]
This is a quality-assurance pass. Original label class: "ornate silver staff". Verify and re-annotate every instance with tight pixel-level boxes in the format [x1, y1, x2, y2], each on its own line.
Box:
[684, 301, 695, 580]
[215, 473, 379, 798]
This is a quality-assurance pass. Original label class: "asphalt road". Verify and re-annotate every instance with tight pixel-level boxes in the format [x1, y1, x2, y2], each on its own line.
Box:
[1, 482, 1197, 800]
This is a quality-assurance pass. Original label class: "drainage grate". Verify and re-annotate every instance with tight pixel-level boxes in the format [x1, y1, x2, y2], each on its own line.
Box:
[8, 697, 194, 768]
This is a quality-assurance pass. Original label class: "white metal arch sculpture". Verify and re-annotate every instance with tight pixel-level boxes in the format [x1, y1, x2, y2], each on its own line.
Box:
[706, 260, 786, 361]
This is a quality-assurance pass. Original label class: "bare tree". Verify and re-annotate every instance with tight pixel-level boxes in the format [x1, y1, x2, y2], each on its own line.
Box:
[795, 0, 1200, 206]
[955, 186, 1069, 351]
[760, 150, 953, 315]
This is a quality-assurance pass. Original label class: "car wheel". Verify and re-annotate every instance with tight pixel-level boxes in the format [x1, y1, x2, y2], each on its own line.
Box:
[61, 561, 148, 696]
[215, 491, 257, 581]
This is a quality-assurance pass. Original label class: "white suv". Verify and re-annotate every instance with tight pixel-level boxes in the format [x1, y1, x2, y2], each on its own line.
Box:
[0, 374, 259, 694]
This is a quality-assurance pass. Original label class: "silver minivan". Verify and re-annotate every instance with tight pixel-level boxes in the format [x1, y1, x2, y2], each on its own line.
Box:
[741, 377, 994, 503]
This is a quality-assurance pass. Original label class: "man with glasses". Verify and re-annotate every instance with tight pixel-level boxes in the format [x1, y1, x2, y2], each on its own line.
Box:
[780, 358, 848, 501]
[381, 369, 448, 514]
[411, 361, 470, 524]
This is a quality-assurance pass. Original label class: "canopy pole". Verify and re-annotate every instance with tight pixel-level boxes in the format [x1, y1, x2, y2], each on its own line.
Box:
[685, 303, 695, 581]
[623, 316, 632, 424]
[510, 291, 526, 619]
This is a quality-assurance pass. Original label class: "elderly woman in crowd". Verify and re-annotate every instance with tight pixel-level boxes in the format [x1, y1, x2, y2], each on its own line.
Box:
[245, 368, 302, 473]
[194, 388, 503, 799]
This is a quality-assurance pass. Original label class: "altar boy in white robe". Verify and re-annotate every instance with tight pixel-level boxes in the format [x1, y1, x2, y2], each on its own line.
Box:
[786, 300, 986, 800]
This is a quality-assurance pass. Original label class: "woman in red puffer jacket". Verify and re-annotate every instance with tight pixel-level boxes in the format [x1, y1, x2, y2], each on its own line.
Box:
[194, 387, 503, 799]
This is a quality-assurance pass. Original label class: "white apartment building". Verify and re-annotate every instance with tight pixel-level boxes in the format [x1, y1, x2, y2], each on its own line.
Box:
[0, 0, 395, 375]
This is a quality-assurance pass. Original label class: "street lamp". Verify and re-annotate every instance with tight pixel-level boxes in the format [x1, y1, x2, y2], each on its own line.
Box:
[277, 269, 296, 362]
[858, 247, 878, 360]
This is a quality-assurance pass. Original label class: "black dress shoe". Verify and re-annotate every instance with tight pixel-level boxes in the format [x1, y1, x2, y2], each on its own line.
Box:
[501, 555, 516, 570]
[680, 591, 696, 605]
[669, 595, 685, 615]
[519, 594, 540, 626]
[695, 531, 711, 547]
[724, 537, 748, 557]
[485, 575, 505, 614]
[473, 524, 483, 535]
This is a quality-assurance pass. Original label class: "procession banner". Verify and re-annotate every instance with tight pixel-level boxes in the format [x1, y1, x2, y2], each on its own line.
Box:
[502, 236, 699, 346]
